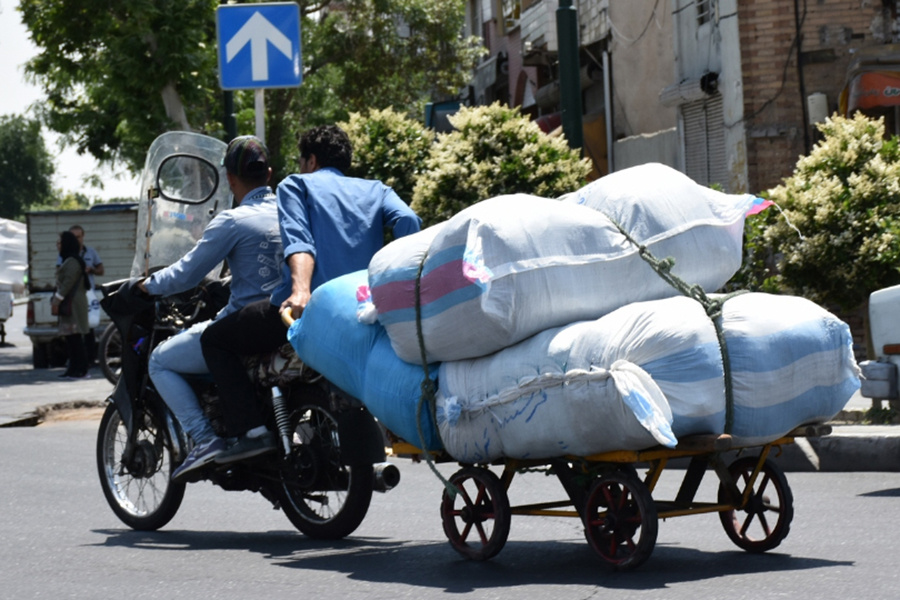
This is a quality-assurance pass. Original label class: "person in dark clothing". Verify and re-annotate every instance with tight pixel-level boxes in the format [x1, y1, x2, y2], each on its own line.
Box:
[53, 230, 91, 379]
[201, 124, 421, 464]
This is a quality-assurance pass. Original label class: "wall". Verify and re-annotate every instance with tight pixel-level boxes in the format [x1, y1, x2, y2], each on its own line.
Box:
[613, 127, 680, 170]
[607, 1, 677, 137]
[737, 0, 891, 194]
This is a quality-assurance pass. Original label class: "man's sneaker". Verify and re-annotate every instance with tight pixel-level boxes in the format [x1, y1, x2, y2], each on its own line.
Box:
[65, 372, 90, 380]
[172, 437, 227, 483]
[215, 431, 276, 465]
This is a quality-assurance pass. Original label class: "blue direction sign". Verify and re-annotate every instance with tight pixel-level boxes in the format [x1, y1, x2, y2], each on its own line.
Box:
[216, 3, 301, 90]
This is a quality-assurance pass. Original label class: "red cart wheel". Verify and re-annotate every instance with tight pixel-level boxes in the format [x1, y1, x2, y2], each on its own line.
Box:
[718, 456, 793, 553]
[583, 470, 658, 571]
[440, 466, 511, 561]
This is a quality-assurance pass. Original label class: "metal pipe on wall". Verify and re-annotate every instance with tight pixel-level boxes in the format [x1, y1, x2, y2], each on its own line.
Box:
[603, 49, 614, 173]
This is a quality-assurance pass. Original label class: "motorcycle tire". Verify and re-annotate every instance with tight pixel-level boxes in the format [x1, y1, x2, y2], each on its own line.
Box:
[96, 403, 185, 531]
[98, 323, 123, 385]
[278, 402, 374, 540]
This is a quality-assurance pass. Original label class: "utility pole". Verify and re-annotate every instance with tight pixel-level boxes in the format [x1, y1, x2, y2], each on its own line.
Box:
[557, 0, 584, 151]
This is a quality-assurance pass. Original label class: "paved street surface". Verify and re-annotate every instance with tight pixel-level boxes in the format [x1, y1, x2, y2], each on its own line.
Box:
[2, 418, 900, 599]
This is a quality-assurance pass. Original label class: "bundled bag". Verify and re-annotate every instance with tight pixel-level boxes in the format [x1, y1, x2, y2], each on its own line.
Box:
[368, 168, 755, 364]
[435, 292, 860, 463]
[287, 270, 442, 450]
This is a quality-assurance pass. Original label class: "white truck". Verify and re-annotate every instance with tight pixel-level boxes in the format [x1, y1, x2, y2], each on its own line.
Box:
[858, 284, 900, 420]
[24, 204, 138, 368]
[0, 217, 27, 345]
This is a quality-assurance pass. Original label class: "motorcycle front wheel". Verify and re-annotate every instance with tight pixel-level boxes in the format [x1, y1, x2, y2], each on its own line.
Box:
[278, 403, 374, 540]
[96, 403, 185, 530]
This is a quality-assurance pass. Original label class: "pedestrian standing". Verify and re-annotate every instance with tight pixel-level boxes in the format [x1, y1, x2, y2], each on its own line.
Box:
[53, 230, 91, 379]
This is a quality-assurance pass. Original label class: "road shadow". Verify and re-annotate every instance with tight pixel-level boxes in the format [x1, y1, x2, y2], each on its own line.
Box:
[859, 487, 900, 498]
[92, 528, 852, 591]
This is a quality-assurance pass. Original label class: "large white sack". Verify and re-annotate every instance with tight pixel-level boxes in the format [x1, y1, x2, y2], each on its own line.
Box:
[435, 293, 860, 463]
[369, 182, 754, 364]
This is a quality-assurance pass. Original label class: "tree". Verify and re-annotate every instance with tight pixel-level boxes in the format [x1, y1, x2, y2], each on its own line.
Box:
[411, 103, 592, 227]
[19, 0, 482, 183]
[19, 0, 222, 172]
[747, 113, 900, 311]
[266, 0, 483, 182]
[340, 107, 432, 203]
[0, 114, 55, 220]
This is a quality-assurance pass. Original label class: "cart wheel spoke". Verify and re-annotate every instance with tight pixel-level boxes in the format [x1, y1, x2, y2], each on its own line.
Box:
[441, 467, 511, 561]
[583, 471, 657, 571]
[719, 456, 793, 553]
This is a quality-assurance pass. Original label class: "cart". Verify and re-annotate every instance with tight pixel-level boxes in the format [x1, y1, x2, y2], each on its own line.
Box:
[390, 423, 831, 571]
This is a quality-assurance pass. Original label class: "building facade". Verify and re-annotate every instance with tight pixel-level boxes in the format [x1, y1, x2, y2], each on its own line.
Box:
[464, 0, 900, 195]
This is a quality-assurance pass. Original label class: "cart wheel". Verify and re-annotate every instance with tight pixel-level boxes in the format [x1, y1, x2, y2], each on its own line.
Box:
[583, 470, 658, 571]
[718, 456, 793, 553]
[440, 466, 511, 561]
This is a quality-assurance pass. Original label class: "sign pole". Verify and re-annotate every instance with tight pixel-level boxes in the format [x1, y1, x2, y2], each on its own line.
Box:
[255, 88, 266, 143]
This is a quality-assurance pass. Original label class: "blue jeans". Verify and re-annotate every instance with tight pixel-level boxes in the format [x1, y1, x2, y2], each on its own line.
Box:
[148, 320, 218, 445]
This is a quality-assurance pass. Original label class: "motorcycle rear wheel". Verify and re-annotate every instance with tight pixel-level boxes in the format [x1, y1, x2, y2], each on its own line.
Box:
[278, 403, 374, 540]
[96, 403, 185, 530]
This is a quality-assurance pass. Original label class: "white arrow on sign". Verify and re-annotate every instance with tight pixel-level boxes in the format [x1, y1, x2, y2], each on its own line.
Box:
[225, 11, 293, 81]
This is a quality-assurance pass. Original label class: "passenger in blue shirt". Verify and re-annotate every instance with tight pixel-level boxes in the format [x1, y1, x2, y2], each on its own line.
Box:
[138, 136, 282, 482]
[201, 124, 421, 464]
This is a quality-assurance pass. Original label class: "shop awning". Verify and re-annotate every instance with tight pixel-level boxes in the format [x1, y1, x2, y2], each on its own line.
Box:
[840, 70, 900, 115]
[839, 45, 900, 116]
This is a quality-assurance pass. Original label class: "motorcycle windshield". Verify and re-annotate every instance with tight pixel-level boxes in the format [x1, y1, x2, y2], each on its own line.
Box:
[130, 132, 232, 278]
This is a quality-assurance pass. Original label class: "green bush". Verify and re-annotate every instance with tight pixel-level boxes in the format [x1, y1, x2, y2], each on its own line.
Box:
[411, 103, 592, 227]
[339, 108, 432, 204]
[757, 113, 900, 310]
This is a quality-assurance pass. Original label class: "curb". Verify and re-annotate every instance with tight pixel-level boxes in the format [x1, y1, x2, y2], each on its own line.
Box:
[0, 400, 107, 429]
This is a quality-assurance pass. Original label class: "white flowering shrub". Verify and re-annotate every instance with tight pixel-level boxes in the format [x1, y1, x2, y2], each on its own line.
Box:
[751, 113, 900, 310]
[340, 108, 432, 204]
[411, 103, 592, 227]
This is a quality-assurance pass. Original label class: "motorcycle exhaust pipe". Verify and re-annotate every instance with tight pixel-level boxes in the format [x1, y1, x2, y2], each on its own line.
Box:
[373, 462, 401, 492]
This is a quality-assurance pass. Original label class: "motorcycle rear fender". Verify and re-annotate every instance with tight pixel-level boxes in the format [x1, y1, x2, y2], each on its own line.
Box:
[337, 407, 387, 465]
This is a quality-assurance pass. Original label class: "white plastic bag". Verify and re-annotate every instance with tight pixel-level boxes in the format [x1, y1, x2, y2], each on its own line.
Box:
[86, 289, 101, 328]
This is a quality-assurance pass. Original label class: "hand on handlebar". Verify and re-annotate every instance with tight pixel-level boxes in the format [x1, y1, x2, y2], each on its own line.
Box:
[280, 291, 310, 322]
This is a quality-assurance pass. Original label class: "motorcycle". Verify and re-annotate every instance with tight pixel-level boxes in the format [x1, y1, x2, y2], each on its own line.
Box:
[95, 132, 399, 536]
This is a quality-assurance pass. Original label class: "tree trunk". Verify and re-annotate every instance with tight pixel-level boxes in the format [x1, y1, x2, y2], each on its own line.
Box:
[161, 82, 191, 131]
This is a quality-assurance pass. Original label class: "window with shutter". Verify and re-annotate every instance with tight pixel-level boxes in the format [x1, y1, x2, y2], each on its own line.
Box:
[682, 93, 727, 188]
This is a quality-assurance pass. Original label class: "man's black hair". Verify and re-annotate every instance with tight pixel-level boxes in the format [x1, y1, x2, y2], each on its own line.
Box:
[298, 125, 352, 173]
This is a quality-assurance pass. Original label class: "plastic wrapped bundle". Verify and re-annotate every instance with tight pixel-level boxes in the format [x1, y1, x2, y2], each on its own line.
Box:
[369, 177, 754, 364]
[435, 293, 860, 463]
[287, 270, 442, 450]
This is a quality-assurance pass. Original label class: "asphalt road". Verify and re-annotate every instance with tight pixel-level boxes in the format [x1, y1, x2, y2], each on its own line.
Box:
[5, 300, 900, 597]
[3, 417, 900, 599]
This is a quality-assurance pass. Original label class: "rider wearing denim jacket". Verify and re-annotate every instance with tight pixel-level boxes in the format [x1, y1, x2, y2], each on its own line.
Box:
[139, 135, 282, 482]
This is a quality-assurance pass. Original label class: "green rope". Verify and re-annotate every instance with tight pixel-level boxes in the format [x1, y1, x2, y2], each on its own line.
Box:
[607, 218, 745, 434]
[413, 250, 459, 500]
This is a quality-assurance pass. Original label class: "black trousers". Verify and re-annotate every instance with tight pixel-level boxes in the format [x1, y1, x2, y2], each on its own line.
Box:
[65, 334, 88, 376]
[200, 299, 287, 437]
[85, 329, 97, 364]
